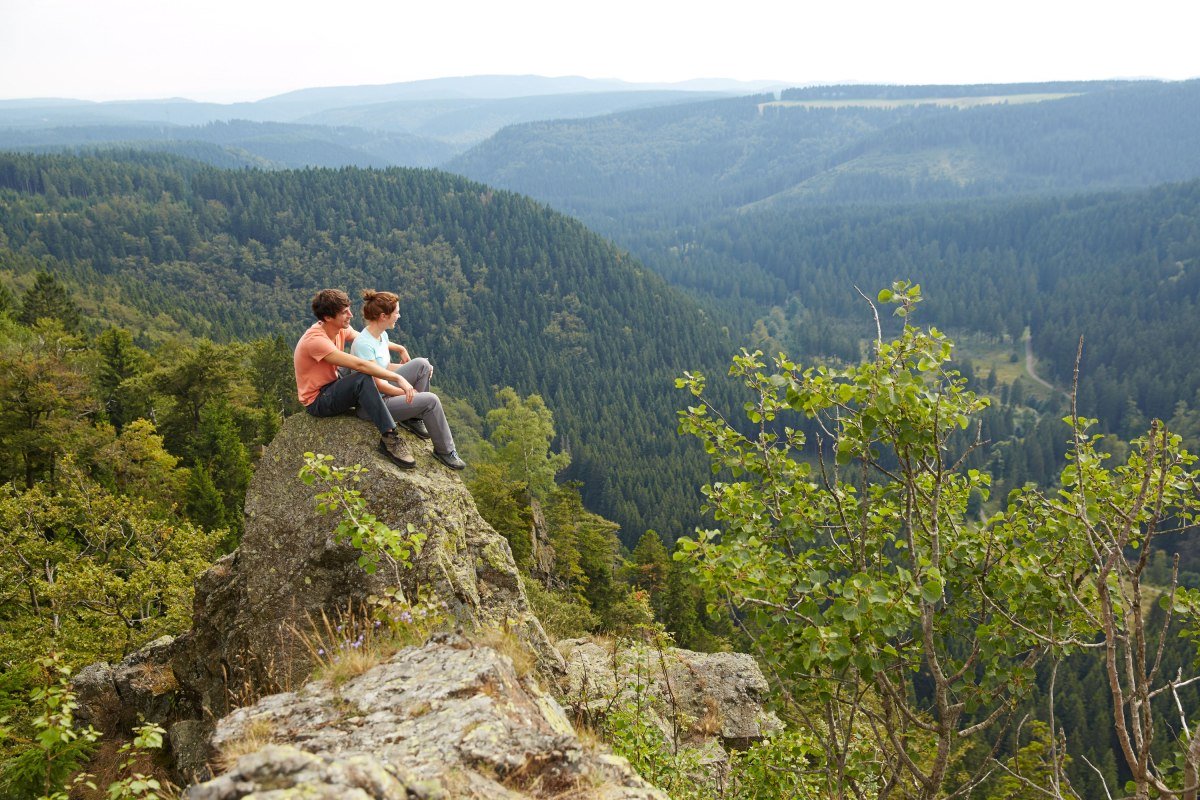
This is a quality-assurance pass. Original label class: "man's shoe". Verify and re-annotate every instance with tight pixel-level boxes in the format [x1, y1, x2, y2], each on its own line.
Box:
[434, 449, 466, 470]
[379, 434, 416, 469]
[400, 417, 431, 440]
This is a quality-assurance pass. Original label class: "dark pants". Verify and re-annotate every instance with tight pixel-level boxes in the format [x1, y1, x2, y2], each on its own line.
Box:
[305, 371, 395, 435]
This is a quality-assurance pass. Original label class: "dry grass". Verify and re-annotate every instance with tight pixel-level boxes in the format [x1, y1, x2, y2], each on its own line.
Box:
[293, 606, 403, 688]
[690, 698, 723, 738]
[212, 717, 275, 773]
[474, 627, 536, 678]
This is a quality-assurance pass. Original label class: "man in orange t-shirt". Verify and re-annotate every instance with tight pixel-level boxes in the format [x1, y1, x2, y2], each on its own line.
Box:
[293, 289, 420, 468]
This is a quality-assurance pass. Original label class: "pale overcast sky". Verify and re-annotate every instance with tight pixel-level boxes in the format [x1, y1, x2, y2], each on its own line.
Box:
[2, 0, 1197, 103]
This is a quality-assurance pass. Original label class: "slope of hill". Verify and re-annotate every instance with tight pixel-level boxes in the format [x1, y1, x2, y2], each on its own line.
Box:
[0, 76, 752, 167]
[646, 183, 1200, 437]
[448, 79, 1200, 229]
[297, 90, 728, 146]
[0, 120, 460, 169]
[0, 151, 734, 544]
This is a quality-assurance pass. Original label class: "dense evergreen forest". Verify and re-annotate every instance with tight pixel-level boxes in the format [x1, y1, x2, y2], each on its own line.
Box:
[449, 80, 1200, 227]
[635, 184, 1200, 437]
[5, 77, 1200, 796]
[0, 151, 734, 545]
[448, 78, 1200, 474]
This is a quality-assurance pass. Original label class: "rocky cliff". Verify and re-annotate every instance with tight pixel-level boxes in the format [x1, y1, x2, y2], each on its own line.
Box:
[73, 413, 774, 798]
[169, 413, 561, 721]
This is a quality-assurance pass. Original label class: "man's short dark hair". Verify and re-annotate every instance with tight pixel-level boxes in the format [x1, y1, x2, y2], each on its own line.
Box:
[312, 289, 350, 321]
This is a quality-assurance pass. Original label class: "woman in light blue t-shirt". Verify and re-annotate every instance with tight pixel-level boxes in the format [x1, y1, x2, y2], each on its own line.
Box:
[350, 290, 465, 470]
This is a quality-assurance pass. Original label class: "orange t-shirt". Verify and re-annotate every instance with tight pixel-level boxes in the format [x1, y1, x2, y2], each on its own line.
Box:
[294, 323, 357, 406]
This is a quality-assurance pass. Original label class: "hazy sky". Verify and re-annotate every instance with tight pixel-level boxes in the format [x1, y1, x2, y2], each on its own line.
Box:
[3, 0, 1198, 102]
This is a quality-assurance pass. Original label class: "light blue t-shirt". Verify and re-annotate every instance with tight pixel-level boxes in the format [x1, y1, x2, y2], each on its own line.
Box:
[350, 328, 390, 368]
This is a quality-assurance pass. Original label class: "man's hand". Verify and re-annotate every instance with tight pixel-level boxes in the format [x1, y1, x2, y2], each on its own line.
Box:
[398, 379, 415, 403]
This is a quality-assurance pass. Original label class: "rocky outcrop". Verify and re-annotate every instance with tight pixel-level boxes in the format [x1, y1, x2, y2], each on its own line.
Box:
[72, 635, 179, 734]
[170, 413, 561, 723]
[559, 639, 782, 752]
[186, 635, 666, 800]
[72, 412, 777, 798]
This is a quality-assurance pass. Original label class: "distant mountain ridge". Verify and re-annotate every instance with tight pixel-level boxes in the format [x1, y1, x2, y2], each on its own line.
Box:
[0, 75, 775, 167]
[449, 79, 1200, 231]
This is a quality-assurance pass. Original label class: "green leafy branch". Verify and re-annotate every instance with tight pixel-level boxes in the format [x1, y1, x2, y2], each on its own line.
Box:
[299, 453, 425, 577]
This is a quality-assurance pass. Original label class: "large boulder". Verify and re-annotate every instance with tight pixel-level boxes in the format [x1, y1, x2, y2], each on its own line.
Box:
[170, 413, 561, 723]
[186, 635, 666, 800]
[559, 639, 782, 749]
[71, 635, 179, 735]
[71, 411, 777, 797]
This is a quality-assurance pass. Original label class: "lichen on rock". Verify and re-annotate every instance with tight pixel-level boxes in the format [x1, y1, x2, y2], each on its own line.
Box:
[189, 635, 666, 800]
[171, 413, 562, 723]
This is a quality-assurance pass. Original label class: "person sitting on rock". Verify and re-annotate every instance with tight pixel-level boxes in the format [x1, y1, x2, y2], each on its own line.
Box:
[351, 290, 466, 470]
[294, 288, 418, 469]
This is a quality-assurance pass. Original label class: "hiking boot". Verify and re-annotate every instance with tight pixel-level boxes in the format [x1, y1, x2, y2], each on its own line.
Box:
[379, 433, 416, 469]
[434, 449, 466, 470]
[400, 417, 431, 440]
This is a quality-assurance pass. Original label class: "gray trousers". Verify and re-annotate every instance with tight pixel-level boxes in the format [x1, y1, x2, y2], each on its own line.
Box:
[356, 357, 456, 454]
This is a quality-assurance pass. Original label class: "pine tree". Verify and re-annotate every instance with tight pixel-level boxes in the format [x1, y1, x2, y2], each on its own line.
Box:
[184, 462, 227, 532]
[18, 272, 80, 331]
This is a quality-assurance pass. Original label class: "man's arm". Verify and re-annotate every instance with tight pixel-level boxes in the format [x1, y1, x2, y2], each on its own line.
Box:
[323, 349, 416, 403]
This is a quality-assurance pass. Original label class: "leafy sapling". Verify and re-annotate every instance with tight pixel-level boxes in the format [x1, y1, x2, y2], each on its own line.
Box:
[299, 453, 425, 582]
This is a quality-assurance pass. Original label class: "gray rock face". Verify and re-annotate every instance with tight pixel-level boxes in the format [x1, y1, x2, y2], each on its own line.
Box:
[71, 635, 178, 734]
[187, 636, 666, 800]
[559, 639, 782, 748]
[71, 412, 777, 799]
[171, 413, 561, 721]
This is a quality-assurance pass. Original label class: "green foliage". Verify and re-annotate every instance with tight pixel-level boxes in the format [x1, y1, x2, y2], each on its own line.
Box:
[191, 401, 251, 543]
[93, 327, 151, 432]
[96, 419, 187, 515]
[299, 453, 425, 579]
[675, 286, 1091, 798]
[467, 460, 532, 568]
[0, 319, 103, 488]
[0, 464, 221, 666]
[17, 273, 80, 332]
[102, 721, 169, 800]
[985, 721, 1080, 800]
[480, 387, 570, 502]
[600, 637, 707, 800]
[724, 731, 830, 800]
[0, 654, 98, 800]
[183, 463, 227, 533]
[0, 655, 170, 800]
[522, 578, 599, 640]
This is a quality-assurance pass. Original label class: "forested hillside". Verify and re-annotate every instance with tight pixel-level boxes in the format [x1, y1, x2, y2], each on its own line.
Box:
[449, 79, 1200, 227]
[639, 184, 1200, 439]
[0, 79, 736, 168]
[447, 79, 1200, 445]
[0, 151, 733, 543]
[0, 120, 458, 169]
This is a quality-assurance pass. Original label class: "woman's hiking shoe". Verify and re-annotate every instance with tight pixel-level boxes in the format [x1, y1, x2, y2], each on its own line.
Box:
[434, 449, 466, 470]
[400, 417, 431, 440]
[379, 433, 416, 469]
